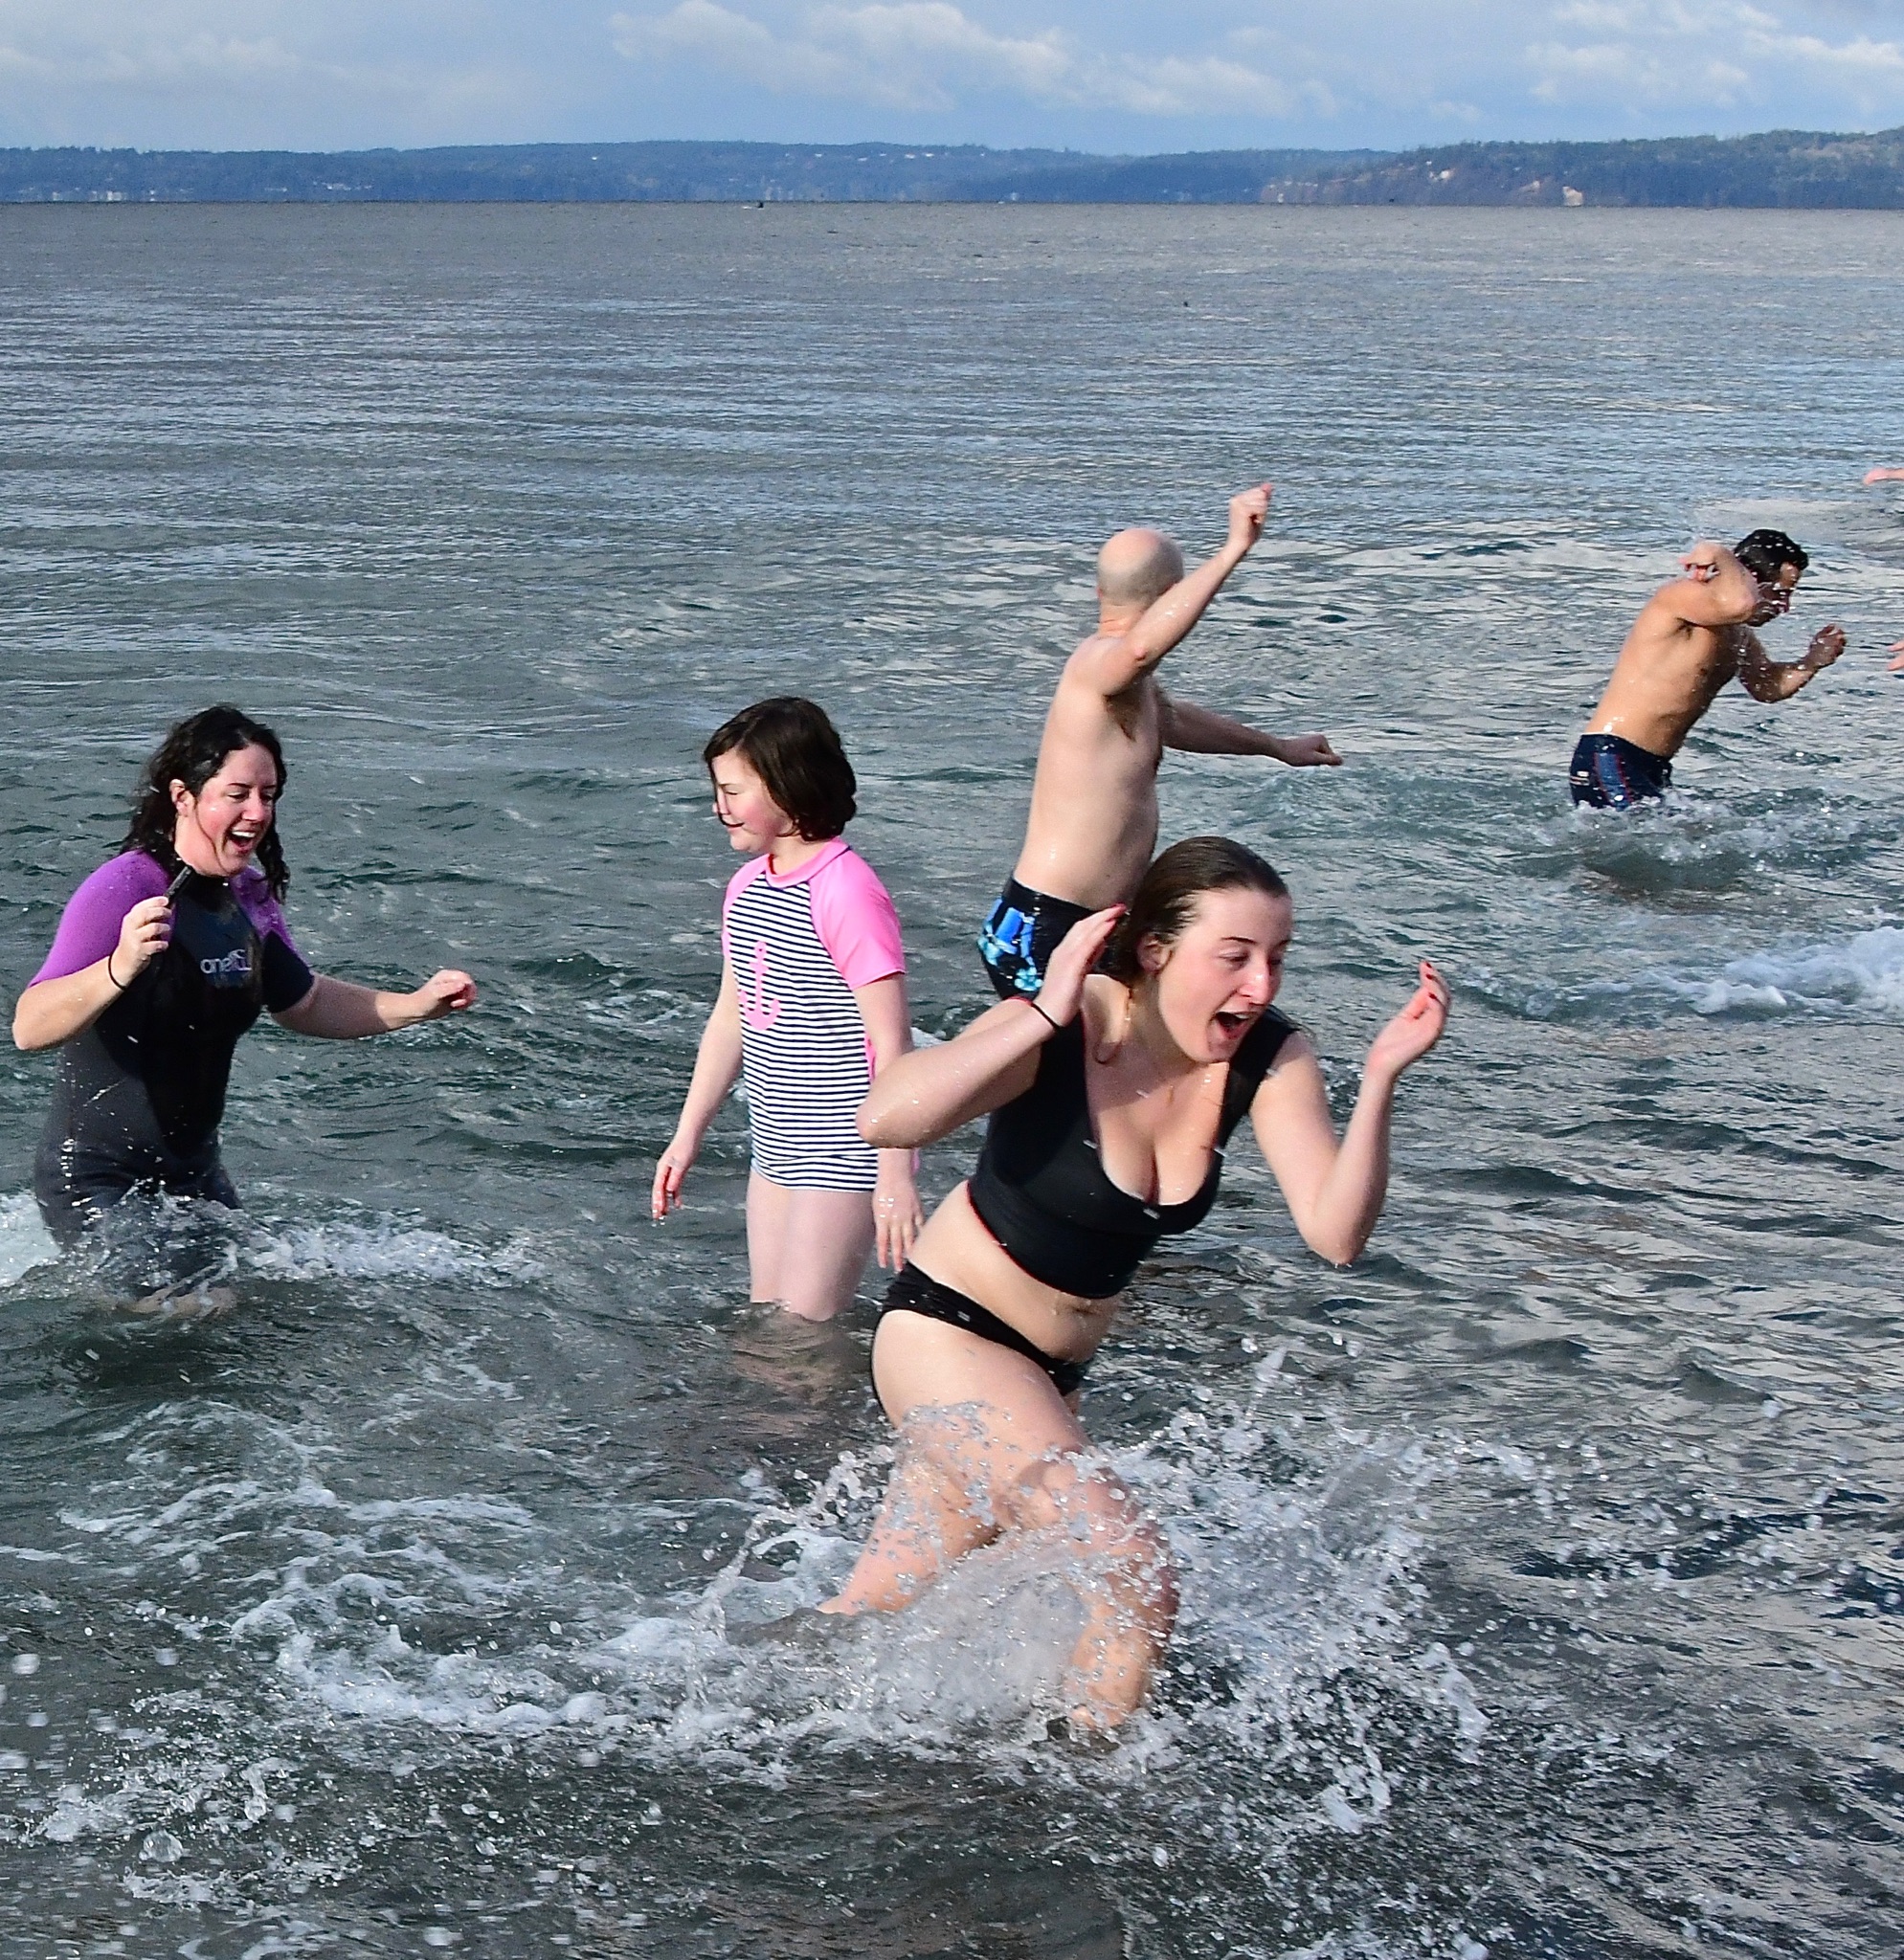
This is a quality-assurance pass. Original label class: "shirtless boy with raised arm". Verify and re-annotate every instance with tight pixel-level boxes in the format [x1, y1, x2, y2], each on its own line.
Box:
[979, 484, 1341, 997]
[1569, 528, 1846, 810]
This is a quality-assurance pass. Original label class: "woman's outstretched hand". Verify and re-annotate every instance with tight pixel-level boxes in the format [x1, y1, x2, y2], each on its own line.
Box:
[1888, 639, 1904, 674]
[409, 969, 478, 1021]
[1031, 905, 1126, 1029]
[1365, 959, 1449, 1083]
[112, 895, 174, 986]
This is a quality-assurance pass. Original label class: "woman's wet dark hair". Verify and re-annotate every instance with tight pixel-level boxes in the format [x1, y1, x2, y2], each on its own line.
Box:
[703, 697, 857, 842]
[1734, 528, 1809, 582]
[123, 705, 289, 898]
[1103, 835, 1288, 983]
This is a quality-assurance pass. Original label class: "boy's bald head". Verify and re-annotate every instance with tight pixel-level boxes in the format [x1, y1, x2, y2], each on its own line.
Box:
[1097, 527, 1185, 611]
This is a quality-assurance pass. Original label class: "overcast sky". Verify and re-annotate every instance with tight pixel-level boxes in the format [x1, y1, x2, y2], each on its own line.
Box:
[4, 1, 1904, 154]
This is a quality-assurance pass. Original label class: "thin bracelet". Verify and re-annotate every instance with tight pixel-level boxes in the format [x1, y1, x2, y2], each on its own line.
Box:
[104, 952, 126, 991]
[1025, 997, 1063, 1034]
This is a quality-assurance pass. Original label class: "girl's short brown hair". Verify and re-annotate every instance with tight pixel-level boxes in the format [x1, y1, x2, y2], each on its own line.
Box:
[1102, 835, 1288, 983]
[703, 697, 858, 841]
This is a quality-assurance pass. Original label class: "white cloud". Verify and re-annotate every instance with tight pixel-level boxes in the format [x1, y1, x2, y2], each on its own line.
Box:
[3, 1, 1904, 156]
[1529, 0, 1904, 114]
[609, 0, 1307, 118]
[610, 2, 1071, 112]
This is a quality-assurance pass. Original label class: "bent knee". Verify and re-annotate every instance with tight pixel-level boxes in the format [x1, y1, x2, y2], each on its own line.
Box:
[1019, 1452, 1161, 1552]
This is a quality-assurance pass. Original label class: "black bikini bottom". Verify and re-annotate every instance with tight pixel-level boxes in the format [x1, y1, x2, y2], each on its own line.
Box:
[877, 1264, 1088, 1398]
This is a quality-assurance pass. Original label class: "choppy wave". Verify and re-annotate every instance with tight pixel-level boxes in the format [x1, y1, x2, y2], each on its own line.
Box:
[0, 1191, 542, 1295]
[237, 1217, 543, 1285]
[0, 1191, 57, 1285]
[1650, 924, 1904, 1016]
[1478, 923, 1904, 1024]
[43, 1361, 1487, 1883]
[1542, 790, 1882, 892]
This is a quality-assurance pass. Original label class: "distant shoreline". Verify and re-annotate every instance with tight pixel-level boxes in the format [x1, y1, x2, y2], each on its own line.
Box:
[9, 130, 1904, 210]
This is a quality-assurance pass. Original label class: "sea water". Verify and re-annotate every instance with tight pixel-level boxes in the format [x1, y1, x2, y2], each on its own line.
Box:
[0, 202, 1900, 1957]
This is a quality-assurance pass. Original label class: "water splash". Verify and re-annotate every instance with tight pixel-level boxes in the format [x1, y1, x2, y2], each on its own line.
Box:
[0, 1192, 57, 1286]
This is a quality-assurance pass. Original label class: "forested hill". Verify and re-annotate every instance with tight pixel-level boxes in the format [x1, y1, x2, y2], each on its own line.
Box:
[1264, 127, 1904, 206]
[6, 129, 1904, 207]
[0, 141, 1356, 205]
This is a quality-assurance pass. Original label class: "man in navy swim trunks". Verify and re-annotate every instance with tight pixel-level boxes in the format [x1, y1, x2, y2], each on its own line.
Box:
[1570, 529, 1846, 810]
[980, 483, 1342, 997]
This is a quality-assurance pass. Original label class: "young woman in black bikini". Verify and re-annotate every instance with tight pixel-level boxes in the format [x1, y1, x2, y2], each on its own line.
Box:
[818, 836, 1449, 1727]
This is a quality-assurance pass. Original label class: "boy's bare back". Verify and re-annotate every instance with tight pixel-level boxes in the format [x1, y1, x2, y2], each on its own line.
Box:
[1013, 487, 1277, 912]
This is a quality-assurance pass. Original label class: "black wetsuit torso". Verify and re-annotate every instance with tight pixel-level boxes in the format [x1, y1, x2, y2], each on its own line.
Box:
[34, 873, 313, 1245]
[967, 1010, 1297, 1301]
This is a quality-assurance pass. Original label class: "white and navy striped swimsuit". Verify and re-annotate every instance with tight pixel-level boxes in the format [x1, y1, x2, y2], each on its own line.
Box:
[722, 839, 906, 1192]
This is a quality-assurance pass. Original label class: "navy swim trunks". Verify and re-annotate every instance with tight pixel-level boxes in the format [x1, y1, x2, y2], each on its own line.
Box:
[1569, 733, 1673, 810]
[977, 877, 1094, 1000]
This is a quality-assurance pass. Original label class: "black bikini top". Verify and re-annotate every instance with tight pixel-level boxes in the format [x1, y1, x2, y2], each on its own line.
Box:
[968, 1008, 1297, 1301]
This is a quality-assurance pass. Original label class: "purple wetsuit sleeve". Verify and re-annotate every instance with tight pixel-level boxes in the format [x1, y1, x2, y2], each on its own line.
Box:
[30, 854, 169, 986]
[809, 848, 906, 990]
[234, 874, 315, 1012]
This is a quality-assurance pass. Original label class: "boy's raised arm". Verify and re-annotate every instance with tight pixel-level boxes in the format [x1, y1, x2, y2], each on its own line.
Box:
[1664, 542, 1760, 629]
[1073, 484, 1272, 698]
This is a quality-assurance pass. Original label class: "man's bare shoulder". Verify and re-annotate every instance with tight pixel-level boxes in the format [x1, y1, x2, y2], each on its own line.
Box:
[1639, 574, 1717, 630]
[1622, 579, 1731, 657]
[1059, 623, 1129, 682]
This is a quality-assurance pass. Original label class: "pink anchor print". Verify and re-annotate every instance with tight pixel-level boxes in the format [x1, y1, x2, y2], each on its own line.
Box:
[736, 938, 782, 1033]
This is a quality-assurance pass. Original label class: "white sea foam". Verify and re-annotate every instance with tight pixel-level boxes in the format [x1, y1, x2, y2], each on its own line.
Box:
[162, 1380, 1488, 1877]
[0, 1192, 58, 1286]
[1475, 924, 1904, 1023]
[1654, 924, 1904, 1016]
[0, 1191, 538, 1292]
[238, 1218, 542, 1285]
[1556, 788, 1875, 885]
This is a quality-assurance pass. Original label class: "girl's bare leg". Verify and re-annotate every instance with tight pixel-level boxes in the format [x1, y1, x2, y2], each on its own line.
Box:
[1017, 1451, 1179, 1727]
[745, 1173, 876, 1323]
[822, 1311, 1179, 1725]
[823, 1407, 1003, 1613]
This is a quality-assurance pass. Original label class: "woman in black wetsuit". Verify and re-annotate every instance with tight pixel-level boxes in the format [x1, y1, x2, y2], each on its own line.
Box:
[12, 705, 477, 1252]
[818, 836, 1448, 1726]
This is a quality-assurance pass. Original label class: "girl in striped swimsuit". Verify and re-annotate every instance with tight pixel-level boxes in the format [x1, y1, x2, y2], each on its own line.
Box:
[651, 698, 921, 1321]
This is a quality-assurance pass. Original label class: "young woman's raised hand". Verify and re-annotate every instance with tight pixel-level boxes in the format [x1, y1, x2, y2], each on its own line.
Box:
[1365, 959, 1449, 1082]
[1031, 905, 1127, 1028]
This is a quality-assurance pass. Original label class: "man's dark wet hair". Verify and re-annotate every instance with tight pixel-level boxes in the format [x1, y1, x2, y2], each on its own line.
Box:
[704, 697, 858, 842]
[123, 705, 289, 898]
[1103, 835, 1289, 984]
[1734, 529, 1809, 583]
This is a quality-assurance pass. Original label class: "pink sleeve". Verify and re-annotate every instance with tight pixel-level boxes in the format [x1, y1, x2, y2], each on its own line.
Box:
[720, 858, 766, 969]
[31, 854, 168, 985]
[809, 848, 906, 990]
